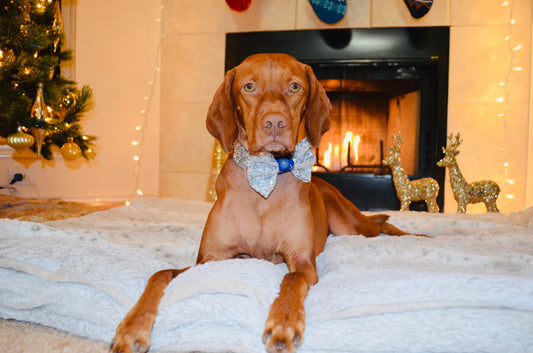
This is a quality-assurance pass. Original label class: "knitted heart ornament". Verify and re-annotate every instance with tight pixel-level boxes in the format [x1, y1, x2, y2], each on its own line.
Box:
[308, 0, 347, 24]
[225, 0, 252, 12]
[404, 0, 433, 19]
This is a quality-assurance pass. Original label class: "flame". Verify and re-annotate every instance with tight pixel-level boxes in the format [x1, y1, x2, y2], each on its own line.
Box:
[342, 131, 353, 166]
[353, 134, 361, 163]
[323, 143, 332, 169]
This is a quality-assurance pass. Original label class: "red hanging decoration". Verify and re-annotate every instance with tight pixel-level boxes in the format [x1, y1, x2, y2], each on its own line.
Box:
[225, 0, 252, 12]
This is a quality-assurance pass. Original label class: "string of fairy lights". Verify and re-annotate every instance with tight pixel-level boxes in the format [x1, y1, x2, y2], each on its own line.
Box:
[125, 0, 166, 206]
[498, 0, 522, 201]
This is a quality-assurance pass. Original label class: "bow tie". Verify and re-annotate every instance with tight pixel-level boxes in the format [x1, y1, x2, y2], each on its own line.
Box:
[233, 138, 316, 198]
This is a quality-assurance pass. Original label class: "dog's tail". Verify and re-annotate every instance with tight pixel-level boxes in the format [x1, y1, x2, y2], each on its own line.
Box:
[370, 214, 430, 238]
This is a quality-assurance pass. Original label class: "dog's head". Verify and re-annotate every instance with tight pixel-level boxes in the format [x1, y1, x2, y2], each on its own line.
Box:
[206, 53, 331, 157]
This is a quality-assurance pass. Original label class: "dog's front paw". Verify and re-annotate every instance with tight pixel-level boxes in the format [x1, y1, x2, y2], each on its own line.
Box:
[109, 311, 155, 353]
[262, 299, 305, 353]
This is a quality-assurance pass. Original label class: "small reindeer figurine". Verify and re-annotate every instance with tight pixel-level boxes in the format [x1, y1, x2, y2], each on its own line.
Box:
[437, 133, 500, 213]
[383, 133, 440, 212]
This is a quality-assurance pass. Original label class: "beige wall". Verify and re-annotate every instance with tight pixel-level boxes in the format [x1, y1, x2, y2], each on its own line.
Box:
[161, 0, 533, 214]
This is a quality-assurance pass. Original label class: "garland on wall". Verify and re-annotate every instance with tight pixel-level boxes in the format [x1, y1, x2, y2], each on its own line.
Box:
[0, 0, 95, 160]
[497, 0, 521, 202]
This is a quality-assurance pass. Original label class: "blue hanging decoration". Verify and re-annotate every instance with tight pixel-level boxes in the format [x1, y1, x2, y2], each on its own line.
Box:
[307, 0, 347, 24]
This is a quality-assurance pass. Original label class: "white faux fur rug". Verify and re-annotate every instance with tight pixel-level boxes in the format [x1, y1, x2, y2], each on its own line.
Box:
[1, 197, 532, 352]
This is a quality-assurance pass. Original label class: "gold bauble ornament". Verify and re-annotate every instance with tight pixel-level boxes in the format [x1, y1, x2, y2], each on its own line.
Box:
[30, 83, 50, 157]
[60, 137, 81, 160]
[6, 126, 35, 154]
[0, 49, 16, 66]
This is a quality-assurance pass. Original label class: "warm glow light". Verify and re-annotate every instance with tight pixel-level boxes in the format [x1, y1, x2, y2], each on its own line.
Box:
[131, 141, 139, 146]
[140, 109, 146, 114]
[498, 113, 504, 117]
[505, 194, 515, 199]
[507, 179, 515, 184]
[512, 66, 523, 71]
[502, 1, 509, 6]
[512, 44, 522, 50]
[333, 145, 340, 170]
[135, 125, 142, 131]
[323, 143, 332, 169]
[495, 97, 504, 102]
[510, 19, 515, 24]
[133, 155, 140, 161]
[498, 81, 505, 86]
[125, 201, 131, 206]
[504, 162, 509, 167]
[353, 134, 361, 163]
[342, 131, 353, 166]
[136, 189, 143, 195]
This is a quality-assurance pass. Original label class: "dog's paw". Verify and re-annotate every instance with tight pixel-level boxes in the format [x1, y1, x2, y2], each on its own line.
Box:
[109, 312, 154, 353]
[262, 302, 305, 353]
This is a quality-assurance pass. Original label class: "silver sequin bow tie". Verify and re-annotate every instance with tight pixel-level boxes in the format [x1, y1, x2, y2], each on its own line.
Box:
[233, 138, 316, 198]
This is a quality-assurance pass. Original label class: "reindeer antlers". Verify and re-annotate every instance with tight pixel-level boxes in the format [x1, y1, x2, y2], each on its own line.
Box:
[443, 133, 462, 156]
[388, 132, 404, 154]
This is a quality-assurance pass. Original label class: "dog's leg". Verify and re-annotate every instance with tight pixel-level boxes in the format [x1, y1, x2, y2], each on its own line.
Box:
[110, 268, 188, 353]
[263, 259, 317, 353]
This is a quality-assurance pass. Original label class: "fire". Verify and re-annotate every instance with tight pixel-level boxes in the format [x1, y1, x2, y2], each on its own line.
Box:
[320, 132, 362, 171]
[342, 131, 353, 166]
[323, 143, 332, 169]
[353, 134, 361, 163]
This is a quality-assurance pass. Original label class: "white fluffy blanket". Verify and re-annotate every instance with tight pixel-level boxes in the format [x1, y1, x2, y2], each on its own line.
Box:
[1, 197, 532, 353]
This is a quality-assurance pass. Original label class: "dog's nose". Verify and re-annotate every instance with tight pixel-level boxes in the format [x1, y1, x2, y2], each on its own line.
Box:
[263, 114, 287, 135]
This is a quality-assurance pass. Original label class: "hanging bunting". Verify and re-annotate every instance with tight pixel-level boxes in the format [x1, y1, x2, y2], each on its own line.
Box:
[403, 0, 433, 19]
[308, 0, 347, 24]
[225, 0, 252, 12]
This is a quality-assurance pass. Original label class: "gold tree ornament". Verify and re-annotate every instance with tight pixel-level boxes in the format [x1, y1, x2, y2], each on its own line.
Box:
[60, 137, 81, 160]
[6, 126, 35, 153]
[383, 133, 440, 212]
[437, 133, 500, 213]
[52, 0, 64, 53]
[30, 83, 50, 157]
[206, 139, 227, 202]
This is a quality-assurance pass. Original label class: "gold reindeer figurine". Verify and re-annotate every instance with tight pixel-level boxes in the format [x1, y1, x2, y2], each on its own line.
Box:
[437, 133, 500, 213]
[383, 133, 440, 212]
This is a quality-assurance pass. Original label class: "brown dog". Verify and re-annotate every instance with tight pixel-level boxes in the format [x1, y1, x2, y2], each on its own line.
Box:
[110, 53, 418, 353]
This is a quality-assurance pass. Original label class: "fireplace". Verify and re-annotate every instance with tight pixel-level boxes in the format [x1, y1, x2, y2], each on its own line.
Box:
[226, 28, 449, 211]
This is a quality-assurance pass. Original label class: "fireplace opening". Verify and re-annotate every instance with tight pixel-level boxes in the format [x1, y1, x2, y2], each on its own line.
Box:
[226, 28, 449, 211]
[313, 75, 422, 175]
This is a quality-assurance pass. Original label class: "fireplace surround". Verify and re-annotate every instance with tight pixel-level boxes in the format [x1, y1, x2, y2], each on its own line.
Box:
[226, 28, 449, 211]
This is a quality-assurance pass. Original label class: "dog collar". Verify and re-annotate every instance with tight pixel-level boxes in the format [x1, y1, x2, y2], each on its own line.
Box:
[233, 138, 316, 198]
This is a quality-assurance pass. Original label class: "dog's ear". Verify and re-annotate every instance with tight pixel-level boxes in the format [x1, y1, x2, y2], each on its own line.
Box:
[206, 68, 238, 154]
[303, 65, 331, 147]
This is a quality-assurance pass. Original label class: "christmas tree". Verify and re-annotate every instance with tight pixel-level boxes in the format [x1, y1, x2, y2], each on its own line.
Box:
[0, 0, 95, 160]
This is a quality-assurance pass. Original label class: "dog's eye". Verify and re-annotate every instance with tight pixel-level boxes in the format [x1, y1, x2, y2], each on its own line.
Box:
[243, 82, 255, 92]
[289, 82, 301, 93]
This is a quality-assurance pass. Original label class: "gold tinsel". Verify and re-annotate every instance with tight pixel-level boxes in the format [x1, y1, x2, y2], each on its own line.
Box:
[206, 139, 227, 202]
[437, 133, 500, 213]
[383, 133, 440, 212]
